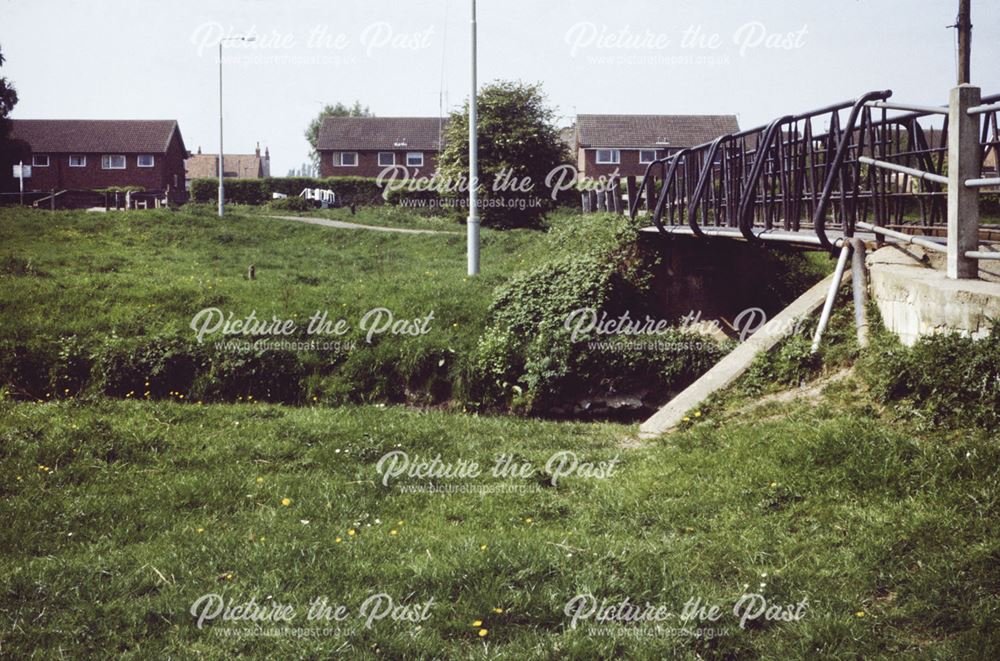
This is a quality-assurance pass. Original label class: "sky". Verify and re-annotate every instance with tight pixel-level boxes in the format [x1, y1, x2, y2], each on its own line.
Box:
[3, 0, 999, 175]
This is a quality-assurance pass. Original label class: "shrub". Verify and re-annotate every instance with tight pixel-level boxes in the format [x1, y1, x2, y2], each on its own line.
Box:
[189, 177, 387, 206]
[859, 324, 1000, 430]
[93, 336, 203, 398]
[268, 196, 316, 212]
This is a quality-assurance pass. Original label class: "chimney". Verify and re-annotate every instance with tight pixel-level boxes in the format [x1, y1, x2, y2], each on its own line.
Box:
[197, 146, 202, 154]
[255, 142, 261, 158]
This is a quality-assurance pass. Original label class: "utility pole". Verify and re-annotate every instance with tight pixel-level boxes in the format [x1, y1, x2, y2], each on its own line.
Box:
[957, 0, 972, 84]
[467, 0, 480, 276]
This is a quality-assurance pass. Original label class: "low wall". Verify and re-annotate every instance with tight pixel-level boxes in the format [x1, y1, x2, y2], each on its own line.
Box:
[867, 245, 1000, 346]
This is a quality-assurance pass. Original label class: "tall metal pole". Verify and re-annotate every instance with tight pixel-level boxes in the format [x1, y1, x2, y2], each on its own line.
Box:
[467, 0, 480, 275]
[218, 40, 225, 218]
[957, 0, 972, 84]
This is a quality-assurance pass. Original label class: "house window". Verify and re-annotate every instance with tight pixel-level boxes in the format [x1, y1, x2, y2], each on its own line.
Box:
[137, 154, 155, 168]
[102, 155, 126, 170]
[406, 152, 424, 167]
[378, 152, 396, 166]
[333, 152, 358, 167]
[639, 150, 657, 164]
[69, 155, 87, 167]
[595, 149, 620, 164]
[32, 154, 49, 167]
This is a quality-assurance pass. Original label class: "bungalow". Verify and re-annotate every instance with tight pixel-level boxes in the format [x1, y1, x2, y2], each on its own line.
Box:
[573, 114, 740, 179]
[317, 116, 444, 179]
[185, 143, 271, 186]
[5, 119, 188, 196]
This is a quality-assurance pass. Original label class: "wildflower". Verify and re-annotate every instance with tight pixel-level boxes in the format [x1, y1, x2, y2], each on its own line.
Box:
[493, 608, 503, 614]
[389, 529, 398, 536]
[398, 520, 404, 525]
[683, 416, 691, 422]
[348, 529, 356, 536]
[225, 573, 233, 581]
[769, 482, 777, 488]
[694, 411, 702, 417]
[472, 620, 482, 627]
[196, 527, 205, 533]
[478, 629, 488, 637]
[281, 498, 292, 506]
[335, 537, 343, 543]
[855, 611, 865, 618]
[524, 517, 533, 524]
[300, 520, 310, 525]
[480, 544, 487, 551]
[256, 477, 264, 483]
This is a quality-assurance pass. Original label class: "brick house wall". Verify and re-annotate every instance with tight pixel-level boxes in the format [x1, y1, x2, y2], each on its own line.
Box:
[318, 149, 439, 179]
[20, 131, 186, 193]
[580, 148, 669, 179]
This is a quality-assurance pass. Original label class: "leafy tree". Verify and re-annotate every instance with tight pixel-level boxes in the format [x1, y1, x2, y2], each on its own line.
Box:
[0, 43, 23, 193]
[305, 101, 372, 167]
[0, 44, 18, 137]
[438, 80, 569, 228]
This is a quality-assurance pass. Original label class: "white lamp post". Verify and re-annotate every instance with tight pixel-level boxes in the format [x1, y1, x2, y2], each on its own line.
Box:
[218, 36, 255, 218]
[467, 0, 480, 275]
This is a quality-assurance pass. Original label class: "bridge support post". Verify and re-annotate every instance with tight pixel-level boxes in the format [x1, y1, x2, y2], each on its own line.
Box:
[947, 84, 981, 279]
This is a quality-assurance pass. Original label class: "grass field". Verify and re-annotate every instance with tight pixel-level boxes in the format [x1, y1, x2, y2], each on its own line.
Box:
[1, 204, 998, 658]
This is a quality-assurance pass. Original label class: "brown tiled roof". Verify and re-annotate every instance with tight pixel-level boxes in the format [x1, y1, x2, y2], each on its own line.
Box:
[318, 117, 444, 151]
[576, 114, 740, 149]
[8, 119, 184, 153]
[185, 154, 263, 179]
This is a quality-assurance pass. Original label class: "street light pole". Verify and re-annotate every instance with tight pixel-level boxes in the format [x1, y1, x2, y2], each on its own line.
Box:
[218, 36, 255, 218]
[467, 0, 480, 275]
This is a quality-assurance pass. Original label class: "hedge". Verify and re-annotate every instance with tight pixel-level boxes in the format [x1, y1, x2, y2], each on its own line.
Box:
[189, 177, 388, 206]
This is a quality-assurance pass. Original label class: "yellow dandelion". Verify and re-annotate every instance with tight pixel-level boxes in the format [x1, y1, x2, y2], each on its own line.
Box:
[335, 537, 343, 543]
[256, 477, 264, 483]
[478, 629, 488, 637]
[225, 573, 233, 581]
[196, 527, 205, 533]
[480, 544, 487, 551]
[260, 536, 266, 542]
[493, 608, 503, 614]
[472, 620, 482, 627]
[348, 529, 356, 536]
[683, 416, 691, 422]
[694, 411, 702, 417]
[769, 482, 778, 488]
[398, 520, 404, 525]
[524, 517, 533, 524]
[855, 611, 865, 618]
[389, 529, 398, 536]
[281, 498, 292, 506]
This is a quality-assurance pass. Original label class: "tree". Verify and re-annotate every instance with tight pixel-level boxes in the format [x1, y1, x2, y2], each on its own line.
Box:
[0, 43, 23, 193]
[305, 101, 372, 167]
[438, 80, 569, 228]
[0, 44, 18, 137]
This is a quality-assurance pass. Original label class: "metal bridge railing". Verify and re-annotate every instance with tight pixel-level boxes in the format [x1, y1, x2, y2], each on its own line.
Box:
[627, 85, 1000, 279]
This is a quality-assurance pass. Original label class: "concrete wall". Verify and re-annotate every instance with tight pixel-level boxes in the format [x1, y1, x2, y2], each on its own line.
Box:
[867, 246, 1000, 346]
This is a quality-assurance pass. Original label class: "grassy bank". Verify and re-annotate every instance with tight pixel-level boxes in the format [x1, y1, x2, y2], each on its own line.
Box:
[1, 390, 997, 658]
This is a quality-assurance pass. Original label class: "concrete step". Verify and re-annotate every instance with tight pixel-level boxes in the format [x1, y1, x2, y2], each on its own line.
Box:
[638, 271, 848, 438]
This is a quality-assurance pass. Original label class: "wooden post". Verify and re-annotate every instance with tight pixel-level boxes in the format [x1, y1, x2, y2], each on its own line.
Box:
[50, 189, 55, 212]
[597, 190, 607, 212]
[611, 177, 622, 214]
[957, 0, 972, 84]
[644, 175, 656, 213]
[589, 189, 598, 213]
[581, 192, 590, 213]
[626, 176, 638, 218]
[947, 83, 981, 279]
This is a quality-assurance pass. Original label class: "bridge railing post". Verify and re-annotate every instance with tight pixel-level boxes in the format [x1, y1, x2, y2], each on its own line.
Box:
[947, 84, 981, 279]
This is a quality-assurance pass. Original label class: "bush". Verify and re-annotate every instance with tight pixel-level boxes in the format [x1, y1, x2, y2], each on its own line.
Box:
[189, 177, 387, 206]
[268, 196, 316, 212]
[464, 213, 727, 414]
[859, 324, 1000, 430]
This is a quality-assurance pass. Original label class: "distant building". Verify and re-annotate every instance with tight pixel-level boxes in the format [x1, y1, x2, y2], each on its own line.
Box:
[573, 114, 740, 178]
[185, 143, 271, 185]
[317, 117, 444, 179]
[5, 119, 188, 194]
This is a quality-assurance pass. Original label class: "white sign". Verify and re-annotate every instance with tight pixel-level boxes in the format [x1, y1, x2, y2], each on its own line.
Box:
[12, 164, 31, 178]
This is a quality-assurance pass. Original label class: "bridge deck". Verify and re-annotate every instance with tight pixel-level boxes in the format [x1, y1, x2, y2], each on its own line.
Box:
[638, 225, 949, 251]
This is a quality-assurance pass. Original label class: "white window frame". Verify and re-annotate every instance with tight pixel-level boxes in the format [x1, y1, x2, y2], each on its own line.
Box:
[137, 154, 155, 168]
[334, 152, 358, 167]
[69, 155, 87, 167]
[406, 152, 424, 167]
[639, 149, 657, 164]
[595, 149, 620, 165]
[102, 155, 127, 170]
[32, 154, 50, 167]
[377, 152, 396, 167]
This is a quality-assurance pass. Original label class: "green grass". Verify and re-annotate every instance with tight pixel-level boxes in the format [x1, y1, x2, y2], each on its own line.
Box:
[1, 388, 997, 658]
[0, 204, 538, 344]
